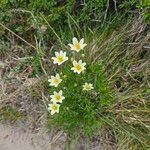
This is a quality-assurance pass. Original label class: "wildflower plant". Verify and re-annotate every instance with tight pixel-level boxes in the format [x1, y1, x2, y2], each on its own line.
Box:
[47, 37, 112, 135]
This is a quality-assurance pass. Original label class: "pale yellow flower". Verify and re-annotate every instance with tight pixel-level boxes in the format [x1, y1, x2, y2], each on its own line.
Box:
[40, 25, 47, 32]
[70, 57, 74, 62]
[52, 51, 68, 65]
[81, 54, 85, 57]
[48, 73, 62, 87]
[48, 103, 60, 115]
[83, 83, 94, 91]
[50, 90, 65, 104]
[71, 60, 86, 74]
[68, 37, 87, 52]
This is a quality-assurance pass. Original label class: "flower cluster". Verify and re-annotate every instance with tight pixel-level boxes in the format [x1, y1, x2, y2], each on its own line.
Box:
[48, 37, 94, 115]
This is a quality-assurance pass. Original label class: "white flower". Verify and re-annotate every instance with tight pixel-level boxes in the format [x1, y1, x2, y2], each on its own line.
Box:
[68, 37, 87, 52]
[48, 73, 62, 87]
[40, 25, 47, 32]
[52, 51, 68, 65]
[81, 54, 85, 57]
[48, 103, 60, 115]
[83, 83, 94, 91]
[71, 60, 86, 74]
[50, 90, 65, 103]
[70, 57, 74, 62]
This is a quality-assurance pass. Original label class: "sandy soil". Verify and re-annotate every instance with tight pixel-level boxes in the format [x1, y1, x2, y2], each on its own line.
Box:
[0, 123, 65, 150]
[0, 121, 118, 150]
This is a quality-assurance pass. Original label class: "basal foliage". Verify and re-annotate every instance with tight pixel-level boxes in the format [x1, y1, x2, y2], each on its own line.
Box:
[47, 38, 113, 135]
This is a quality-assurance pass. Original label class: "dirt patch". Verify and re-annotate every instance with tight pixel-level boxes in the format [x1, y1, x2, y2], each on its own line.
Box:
[0, 123, 66, 150]
[0, 122, 117, 150]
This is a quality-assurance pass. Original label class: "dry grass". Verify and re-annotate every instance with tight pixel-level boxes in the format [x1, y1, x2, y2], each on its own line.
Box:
[87, 16, 150, 149]
[0, 50, 46, 129]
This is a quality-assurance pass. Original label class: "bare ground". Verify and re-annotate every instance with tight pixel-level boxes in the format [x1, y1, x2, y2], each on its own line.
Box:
[0, 122, 116, 150]
[0, 123, 67, 150]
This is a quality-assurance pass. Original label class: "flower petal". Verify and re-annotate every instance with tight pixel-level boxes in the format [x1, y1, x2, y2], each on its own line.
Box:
[63, 52, 66, 57]
[79, 60, 82, 64]
[50, 95, 54, 99]
[48, 79, 51, 82]
[82, 63, 86, 66]
[81, 43, 87, 49]
[73, 60, 77, 66]
[55, 52, 59, 57]
[56, 109, 59, 113]
[68, 44, 73, 47]
[79, 38, 84, 45]
[51, 110, 55, 115]
[62, 96, 65, 100]
[56, 74, 60, 78]
[72, 37, 78, 45]
[59, 90, 63, 95]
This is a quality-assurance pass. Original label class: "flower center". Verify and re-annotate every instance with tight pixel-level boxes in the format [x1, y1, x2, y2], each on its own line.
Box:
[85, 85, 91, 90]
[54, 78, 59, 84]
[57, 56, 63, 62]
[55, 95, 61, 101]
[75, 64, 82, 71]
[52, 105, 58, 110]
[75, 43, 81, 50]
